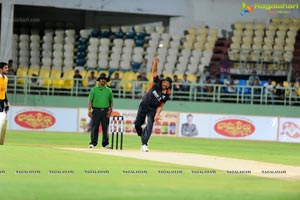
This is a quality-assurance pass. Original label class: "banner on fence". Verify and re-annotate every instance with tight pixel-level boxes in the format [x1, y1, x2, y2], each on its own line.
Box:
[8, 106, 78, 132]
[278, 117, 300, 143]
[178, 113, 278, 141]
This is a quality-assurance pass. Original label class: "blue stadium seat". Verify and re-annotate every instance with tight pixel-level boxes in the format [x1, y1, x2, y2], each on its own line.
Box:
[114, 31, 124, 39]
[101, 31, 111, 38]
[260, 80, 267, 86]
[77, 44, 87, 52]
[135, 39, 145, 47]
[131, 62, 142, 72]
[90, 29, 100, 37]
[237, 80, 250, 94]
[76, 52, 86, 59]
[136, 32, 146, 40]
[108, 68, 117, 74]
[237, 79, 247, 85]
[76, 59, 86, 66]
[125, 32, 136, 39]
[78, 37, 88, 45]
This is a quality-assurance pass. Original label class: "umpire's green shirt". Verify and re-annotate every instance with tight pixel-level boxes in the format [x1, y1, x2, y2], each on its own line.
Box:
[88, 85, 113, 108]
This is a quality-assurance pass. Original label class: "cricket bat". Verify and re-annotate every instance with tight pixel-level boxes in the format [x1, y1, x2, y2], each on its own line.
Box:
[0, 112, 8, 145]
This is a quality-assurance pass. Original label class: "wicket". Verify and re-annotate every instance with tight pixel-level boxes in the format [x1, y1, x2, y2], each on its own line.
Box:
[110, 116, 124, 150]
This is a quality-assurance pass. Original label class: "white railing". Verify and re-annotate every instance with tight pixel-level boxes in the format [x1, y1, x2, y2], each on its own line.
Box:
[7, 75, 300, 106]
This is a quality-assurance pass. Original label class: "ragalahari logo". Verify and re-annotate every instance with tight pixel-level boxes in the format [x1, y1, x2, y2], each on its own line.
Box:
[241, 2, 299, 15]
[240, 1, 254, 16]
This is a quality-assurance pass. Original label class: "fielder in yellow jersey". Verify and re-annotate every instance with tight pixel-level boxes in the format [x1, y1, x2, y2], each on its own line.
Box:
[0, 62, 9, 112]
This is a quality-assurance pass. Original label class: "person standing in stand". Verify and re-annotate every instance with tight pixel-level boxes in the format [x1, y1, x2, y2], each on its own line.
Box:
[134, 57, 172, 152]
[219, 53, 231, 81]
[88, 73, 113, 149]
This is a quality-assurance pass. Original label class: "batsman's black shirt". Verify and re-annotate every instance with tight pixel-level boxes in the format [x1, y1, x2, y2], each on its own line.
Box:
[141, 75, 170, 109]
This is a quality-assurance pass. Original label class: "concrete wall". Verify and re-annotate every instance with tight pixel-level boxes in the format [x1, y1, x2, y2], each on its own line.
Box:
[3, 0, 300, 35]
[0, 0, 188, 16]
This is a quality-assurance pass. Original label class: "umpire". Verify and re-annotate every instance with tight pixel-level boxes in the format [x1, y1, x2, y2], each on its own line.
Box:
[88, 73, 113, 149]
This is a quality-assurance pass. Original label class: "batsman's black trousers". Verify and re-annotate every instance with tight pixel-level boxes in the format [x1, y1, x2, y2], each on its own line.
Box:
[90, 108, 110, 147]
[134, 101, 156, 145]
[0, 100, 5, 112]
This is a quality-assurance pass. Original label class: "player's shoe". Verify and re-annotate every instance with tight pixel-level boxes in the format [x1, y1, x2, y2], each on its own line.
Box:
[141, 144, 149, 152]
[89, 144, 95, 148]
[103, 145, 112, 149]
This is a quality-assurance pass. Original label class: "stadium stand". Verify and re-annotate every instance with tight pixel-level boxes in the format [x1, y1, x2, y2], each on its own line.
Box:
[8, 15, 300, 105]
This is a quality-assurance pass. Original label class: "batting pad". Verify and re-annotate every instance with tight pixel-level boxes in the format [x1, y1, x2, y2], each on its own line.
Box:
[0, 112, 7, 145]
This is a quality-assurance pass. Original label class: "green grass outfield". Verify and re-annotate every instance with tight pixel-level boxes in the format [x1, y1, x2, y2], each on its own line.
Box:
[0, 131, 299, 200]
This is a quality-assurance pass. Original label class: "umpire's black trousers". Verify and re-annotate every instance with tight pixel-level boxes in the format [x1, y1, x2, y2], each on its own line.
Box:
[90, 108, 110, 147]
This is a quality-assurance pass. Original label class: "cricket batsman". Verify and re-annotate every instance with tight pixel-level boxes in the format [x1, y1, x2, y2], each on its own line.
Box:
[0, 62, 10, 145]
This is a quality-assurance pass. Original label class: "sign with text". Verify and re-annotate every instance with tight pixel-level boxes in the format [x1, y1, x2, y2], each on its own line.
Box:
[210, 115, 278, 141]
[78, 108, 179, 136]
[8, 106, 78, 132]
[178, 113, 278, 141]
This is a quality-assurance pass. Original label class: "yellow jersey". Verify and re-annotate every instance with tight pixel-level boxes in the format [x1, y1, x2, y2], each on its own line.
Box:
[0, 75, 8, 100]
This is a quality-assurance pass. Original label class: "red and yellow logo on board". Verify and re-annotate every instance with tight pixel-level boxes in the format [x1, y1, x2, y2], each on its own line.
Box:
[15, 111, 56, 129]
[214, 119, 255, 137]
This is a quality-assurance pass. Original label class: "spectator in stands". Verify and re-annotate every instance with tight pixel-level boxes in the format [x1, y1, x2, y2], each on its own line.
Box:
[73, 69, 83, 95]
[275, 81, 285, 104]
[159, 74, 164, 80]
[219, 53, 231, 81]
[138, 72, 148, 81]
[138, 58, 148, 74]
[213, 74, 223, 84]
[225, 78, 237, 102]
[173, 75, 181, 91]
[226, 78, 236, 92]
[180, 73, 191, 92]
[6, 59, 15, 88]
[87, 71, 97, 90]
[30, 74, 41, 87]
[213, 75, 224, 96]
[248, 70, 260, 85]
[251, 79, 261, 103]
[110, 72, 121, 90]
[294, 81, 300, 97]
[7, 59, 15, 75]
[192, 75, 204, 98]
[293, 71, 300, 83]
[200, 66, 210, 83]
[179, 73, 191, 99]
[263, 78, 275, 105]
[203, 76, 214, 100]
[173, 74, 181, 100]
[134, 73, 148, 98]
[29, 74, 42, 94]
[287, 80, 299, 104]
